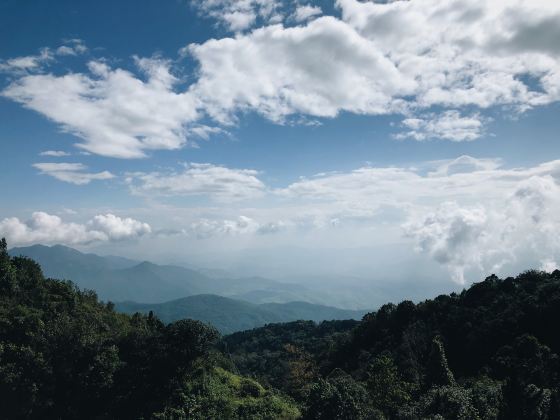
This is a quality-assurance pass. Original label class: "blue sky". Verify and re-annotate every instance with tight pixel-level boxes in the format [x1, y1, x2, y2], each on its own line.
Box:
[2, 0, 560, 288]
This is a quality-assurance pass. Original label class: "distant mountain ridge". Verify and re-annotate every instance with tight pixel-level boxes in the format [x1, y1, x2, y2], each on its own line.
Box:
[9, 244, 297, 304]
[9, 244, 368, 334]
[115, 294, 367, 334]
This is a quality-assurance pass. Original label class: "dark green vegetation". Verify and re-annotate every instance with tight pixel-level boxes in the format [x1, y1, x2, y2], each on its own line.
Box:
[0, 239, 299, 419]
[116, 295, 365, 334]
[3, 237, 560, 419]
[224, 271, 560, 419]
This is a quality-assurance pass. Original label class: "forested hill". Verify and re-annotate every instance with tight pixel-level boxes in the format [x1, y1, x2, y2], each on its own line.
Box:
[0, 239, 300, 419]
[223, 269, 560, 419]
[115, 295, 366, 334]
[3, 235, 560, 419]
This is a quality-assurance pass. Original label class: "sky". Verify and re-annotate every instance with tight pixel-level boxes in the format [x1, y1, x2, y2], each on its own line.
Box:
[1, 0, 560, 290]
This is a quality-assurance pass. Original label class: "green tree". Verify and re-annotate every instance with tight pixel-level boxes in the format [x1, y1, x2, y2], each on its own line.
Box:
[366, 354, 415, 416]
[0, 237, 16, 294]
[304, 372, 378, 420]
[427, 336, 455, 387]
[418, 385, 480, 420]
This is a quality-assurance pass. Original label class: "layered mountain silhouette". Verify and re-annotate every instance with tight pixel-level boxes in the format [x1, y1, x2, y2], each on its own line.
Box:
[9, 244, 368, 333]
[116, 295, 366, 334]
[9, 244, 303, 303]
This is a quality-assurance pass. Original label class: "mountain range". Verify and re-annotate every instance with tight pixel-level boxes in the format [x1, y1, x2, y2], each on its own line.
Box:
[9, 244, 368, 333]
[9, 244, 309, 303]
[116, 295, 366, 334]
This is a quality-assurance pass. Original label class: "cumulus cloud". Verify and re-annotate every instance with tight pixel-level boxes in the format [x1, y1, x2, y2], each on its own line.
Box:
[404, 175, 560, 283]
[0, 212, 151, 246]
[404, 203, 493, 284]
[396, 111, 486, 142]
[87, 214, 152, 241]
[33, 162, 114, 185]
[188, 17, 414, 123]
[127, 163, 265, 201]
[277, 156, 560, 283]
[3, 58, 199, 158]
[338, 0, 560, 107]
[3, 1, 560, 154]
[185, 0, 560, 127]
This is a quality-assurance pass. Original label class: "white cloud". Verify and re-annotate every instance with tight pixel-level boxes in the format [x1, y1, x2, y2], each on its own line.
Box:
[279, 156, 560, 207]
[3, 58, 199, 158]
[404, 203, 492, 284]
[3, 0, 560, 155]
[0, 41, 85, 74]
[39, 150, 71, 157]
[188, 17, 413, 123]
[293, 5, 322, 23]
[33, 162, 114, 185]
[405, 175, 560, 283]
[396, 111, 486, 142]
[87, 214, 152, 241]
[186, 0, 560, 124]
[190, 215, 260, 238]
[55, 39, 87, 56]
[2, 0, 560, 155]
[277, 156, 560, 283]
[338, 0, 560, 109]
[188, 124, 229, 140]
[0, 48, 52, 74]
[0, 212, 151, 246]
[187, 215, 291, 239]
[127, 163, 265, 201]
[193, 0, 281, 32]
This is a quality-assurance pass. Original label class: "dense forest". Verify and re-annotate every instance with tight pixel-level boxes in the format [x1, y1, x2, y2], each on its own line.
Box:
[0, 239, 298, 419]
[2, 237, 560, 419]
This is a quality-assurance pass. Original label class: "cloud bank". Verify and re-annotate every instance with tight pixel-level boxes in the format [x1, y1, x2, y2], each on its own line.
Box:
[0, 212, 151, 246]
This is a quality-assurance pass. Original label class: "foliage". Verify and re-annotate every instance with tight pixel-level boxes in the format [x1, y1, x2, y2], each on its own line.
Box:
[366, 354, 416, 416]
[303, 373, 377, 420]
[222, 319, 358, 397]
[0, 239, 297, 419]
[225, 269, 560, 419]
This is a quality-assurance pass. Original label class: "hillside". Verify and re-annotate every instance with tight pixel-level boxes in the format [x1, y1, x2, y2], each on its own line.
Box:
[223, 270, 560, 418]
[0, 239, 299, 419]
[115, 295, 366, 334]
